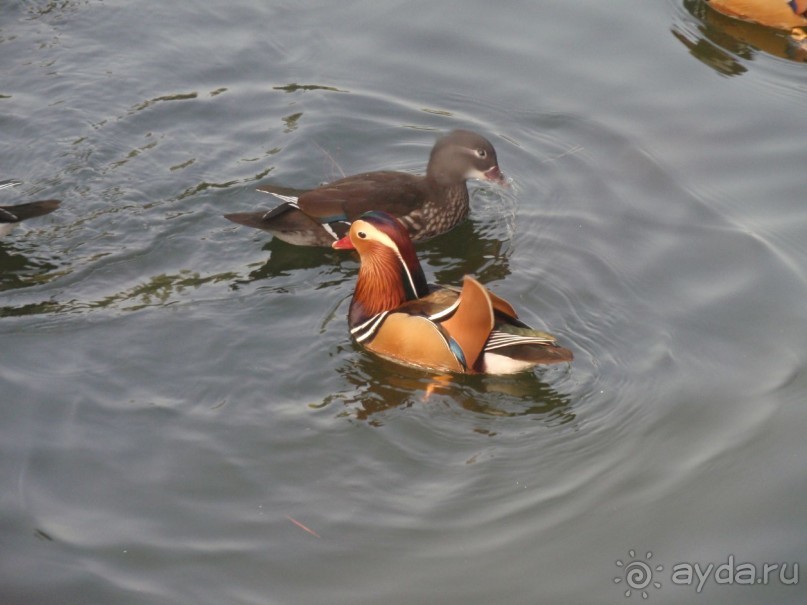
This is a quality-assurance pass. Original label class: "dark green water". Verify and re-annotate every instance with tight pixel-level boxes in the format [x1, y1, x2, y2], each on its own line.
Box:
[2, 1, 806, 603]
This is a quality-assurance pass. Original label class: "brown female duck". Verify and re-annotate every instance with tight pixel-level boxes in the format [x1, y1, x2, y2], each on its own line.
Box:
[225, 130, 506, 247]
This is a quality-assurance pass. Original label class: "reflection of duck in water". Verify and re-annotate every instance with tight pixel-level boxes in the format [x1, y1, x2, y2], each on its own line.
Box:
[705, 0, 807, 60]
[0, 180, 61, 237]
[334, 352, 576, 423]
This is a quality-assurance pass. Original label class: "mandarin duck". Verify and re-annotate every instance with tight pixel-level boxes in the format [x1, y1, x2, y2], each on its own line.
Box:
[706, 0, 807, 28]
[332, 211, 573, 374]
[225, 129, 506, 247]
[0, 180, 61, 237]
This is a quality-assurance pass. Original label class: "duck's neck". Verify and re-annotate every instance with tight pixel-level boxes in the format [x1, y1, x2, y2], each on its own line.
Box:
[349, 244, 425, 326]
[425, 165, 467, 188]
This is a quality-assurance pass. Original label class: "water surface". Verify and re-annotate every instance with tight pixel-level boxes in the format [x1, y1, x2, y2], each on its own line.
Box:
[2, 1, 806, 603]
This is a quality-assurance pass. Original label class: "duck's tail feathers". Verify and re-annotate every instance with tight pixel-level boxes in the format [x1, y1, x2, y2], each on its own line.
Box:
[262, 191, 298, 205]
[485, 327, 574, 366]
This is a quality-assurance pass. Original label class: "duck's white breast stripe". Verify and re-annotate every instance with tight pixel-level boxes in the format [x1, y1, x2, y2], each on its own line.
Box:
[351, 312, 390, 343]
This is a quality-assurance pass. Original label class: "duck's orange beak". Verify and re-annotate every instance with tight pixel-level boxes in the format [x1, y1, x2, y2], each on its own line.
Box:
[332, 234, 354, 250]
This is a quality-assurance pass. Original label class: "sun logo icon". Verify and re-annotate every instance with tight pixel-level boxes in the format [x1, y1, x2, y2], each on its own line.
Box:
[614, 550, 663, 599]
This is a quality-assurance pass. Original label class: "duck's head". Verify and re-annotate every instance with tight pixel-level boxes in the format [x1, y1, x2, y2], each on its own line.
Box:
[427, 129, 507, 186]
[333, 211, 430, 309]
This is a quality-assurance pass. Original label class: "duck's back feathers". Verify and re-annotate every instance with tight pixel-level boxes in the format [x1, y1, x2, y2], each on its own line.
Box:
[296, 171, 428, 222]
[226, 173, 429, 246]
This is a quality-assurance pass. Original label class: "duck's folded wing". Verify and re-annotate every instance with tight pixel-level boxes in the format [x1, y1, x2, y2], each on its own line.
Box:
[297, 172, 425, 221]
[398, 287, 459, 317]
[439, 276, 495, 372]
[224, 201, 347, 245]
[442, 281, 519, 321]
[486, 288, 518, 319]
[359, 312, 466, 373]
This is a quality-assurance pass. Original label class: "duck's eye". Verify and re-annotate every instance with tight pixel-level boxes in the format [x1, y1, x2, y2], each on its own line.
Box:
[476, 148, 487, 158]
[357, 231, 367, 239]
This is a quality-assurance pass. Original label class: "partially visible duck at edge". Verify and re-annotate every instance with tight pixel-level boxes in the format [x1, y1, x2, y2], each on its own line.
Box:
[225, 129, 507, 247]
[0, 180, 61, 237]
[707, 0, 807, 29]
[332, 211, 573, 375]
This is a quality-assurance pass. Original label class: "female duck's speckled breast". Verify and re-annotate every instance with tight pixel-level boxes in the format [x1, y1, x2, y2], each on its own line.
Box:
[399, 185, 470, 241]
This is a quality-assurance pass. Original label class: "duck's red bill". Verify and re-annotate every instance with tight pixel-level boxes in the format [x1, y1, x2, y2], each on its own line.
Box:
[484, 165, 508, 187]
[332, 235, 354, 250]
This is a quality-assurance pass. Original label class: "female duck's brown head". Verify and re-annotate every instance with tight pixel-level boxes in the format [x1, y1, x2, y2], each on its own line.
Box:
[427, 129, 506, 186]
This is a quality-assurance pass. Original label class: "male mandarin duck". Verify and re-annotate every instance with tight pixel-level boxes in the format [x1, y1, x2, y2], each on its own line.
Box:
[706, 0, 807, 28]
[0, 180, 61, 237]
[225, 129, 506, 247]
[332, 211, 573, 374]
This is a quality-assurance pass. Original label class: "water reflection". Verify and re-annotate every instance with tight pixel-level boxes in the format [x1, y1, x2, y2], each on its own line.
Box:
[323, 353, 574, 425]
[235, 239, 342, 284]
[0, 268, 239, 317]
[0, 299, 62, 318]
[673, 0, 807, 72]
[86, 270, 239, 311]
[0, 244, 63, 293]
